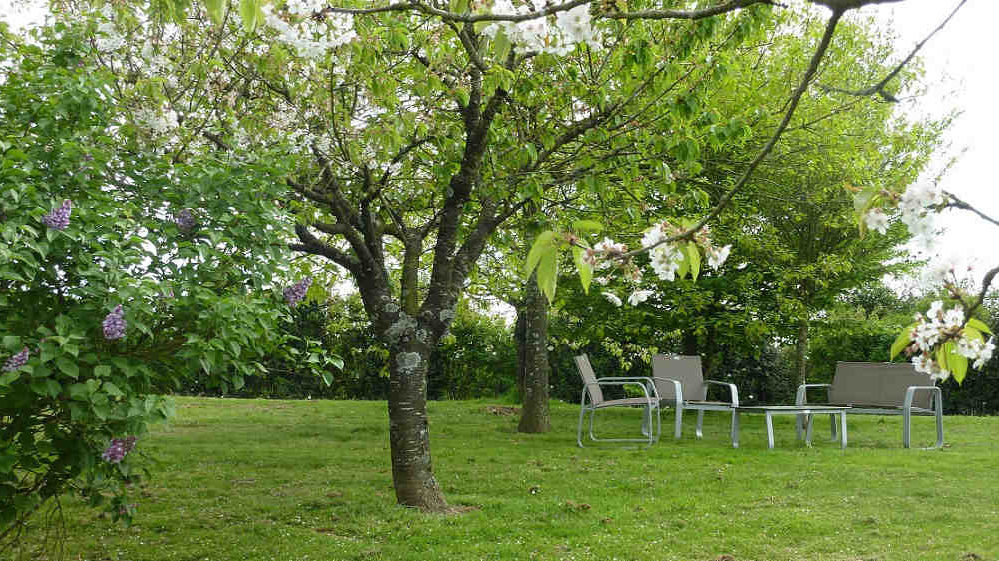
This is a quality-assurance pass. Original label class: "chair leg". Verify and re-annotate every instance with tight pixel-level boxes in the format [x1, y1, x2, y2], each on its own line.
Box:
[934, 401, 944, 449]
[695, 410, 705, 439]
[577, 405, 587, 448]
[829, 413, 837, 441]
[589, 408, 598, 441]
[674, 405, 683, 439]
[795, 413, 804, 441]
[839, 411, 848, 450]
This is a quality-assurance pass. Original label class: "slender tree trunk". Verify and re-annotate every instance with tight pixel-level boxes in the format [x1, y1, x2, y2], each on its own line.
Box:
[518, 274, 550, 433]
[514, 302, 527, 401]
[386, 338, 447, 511]
[795, 318, 809, 387]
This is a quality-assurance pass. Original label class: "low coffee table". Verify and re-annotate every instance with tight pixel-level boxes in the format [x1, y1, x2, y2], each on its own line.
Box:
[733, 405, 850, 449]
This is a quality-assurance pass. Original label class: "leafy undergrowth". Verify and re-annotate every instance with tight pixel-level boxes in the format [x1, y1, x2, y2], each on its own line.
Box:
[14, 397, 999, 561]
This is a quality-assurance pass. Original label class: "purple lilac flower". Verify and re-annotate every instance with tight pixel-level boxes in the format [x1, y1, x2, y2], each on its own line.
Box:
[2, 347, 29, 372]
[174, 208, 197, 232]
[102, 305, 127, 340]
[42, 199, 72, 230]
[283, 277, 312, 307]
[102, 435, 138, 464]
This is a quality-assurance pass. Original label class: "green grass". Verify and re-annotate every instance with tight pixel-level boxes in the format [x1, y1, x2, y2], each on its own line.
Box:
[15, 397, 999, 561]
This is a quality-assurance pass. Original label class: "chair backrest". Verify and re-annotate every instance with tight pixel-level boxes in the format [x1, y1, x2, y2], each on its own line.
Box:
[651, 354, 706, 402]
[574, 354, 604, 405]
[830, 362, 934, 409]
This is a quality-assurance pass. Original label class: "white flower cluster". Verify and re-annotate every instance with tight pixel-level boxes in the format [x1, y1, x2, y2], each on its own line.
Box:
[898, 183, 944, 248]
[263, 5, 356, 60]
[135, 104, 180, 135]
[594, 222, 731, 309]
[95, 7, 125, 52]
[482, 0, 601, 56]
[908, 300, 995, 380]
[641, 221, 730, 281]
[862, 208, 889, 235]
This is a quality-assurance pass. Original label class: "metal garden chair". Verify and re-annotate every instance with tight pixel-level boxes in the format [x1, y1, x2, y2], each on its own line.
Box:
[651, 354, 740, 444]
[574, 354, 661, 447]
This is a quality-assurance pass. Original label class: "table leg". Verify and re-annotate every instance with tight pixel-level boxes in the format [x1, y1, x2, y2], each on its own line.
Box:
[839, 411, 848, 450]
[765, 411, 775, 449]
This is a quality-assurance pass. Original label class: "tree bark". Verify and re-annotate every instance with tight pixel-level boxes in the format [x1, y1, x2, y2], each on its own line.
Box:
[517, 274, 550, 433]
[795, 318, 809, 387]
[386, 337, 448, 511]
[514, 303, 527, 401]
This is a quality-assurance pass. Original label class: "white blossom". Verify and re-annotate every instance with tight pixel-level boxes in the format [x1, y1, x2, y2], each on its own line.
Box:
[602, 291, 622, 307]
[863, 208, 889, 234]
[627, 290, 654, 306]
[706, 245, 731, 270]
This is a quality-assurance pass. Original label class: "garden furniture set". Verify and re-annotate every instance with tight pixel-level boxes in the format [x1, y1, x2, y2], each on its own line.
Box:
[574, 354, 944, 450]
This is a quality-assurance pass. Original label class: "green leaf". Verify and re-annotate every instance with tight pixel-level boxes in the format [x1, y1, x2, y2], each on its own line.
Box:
[536, 250, 558, 304]
[102, 381, 124, 398]
[967, 318, 993, 336]
[239, 0, 259, 32]
[0, 371, 20, 387]
[94, 364, 112, 378]
[68, 382, 90, 401]
[55, 357, 79, 379]
[329, 356, 344, 370]
[321, 371, 333, 386]
[205, 0, 224, 23]
[890, 324, 915, 360]
[572, 220, 603, 235]
[949, 349, 968, 384]
[963, 327, 983, 344]
[492, 28, 512, 63]
[524, 230, 556, 279]
[572, 246, 593, 294]
[677, 251, 689, 279]
[686, 242, 701, 281]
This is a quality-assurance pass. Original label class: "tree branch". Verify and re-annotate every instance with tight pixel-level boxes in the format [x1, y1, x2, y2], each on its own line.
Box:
[621, 6, 846, 259]
[943, 190, 999, 229]
[817, 0, 967, 102]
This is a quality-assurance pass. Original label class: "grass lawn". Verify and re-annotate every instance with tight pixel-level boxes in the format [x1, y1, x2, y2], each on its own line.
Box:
[16, 397, 999, 561]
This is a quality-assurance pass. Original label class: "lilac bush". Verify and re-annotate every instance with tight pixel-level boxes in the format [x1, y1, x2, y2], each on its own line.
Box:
[2, 347, 29, 372]
[283, 277, 312, 307]
[101, 436, 137, 464]
[174, 208, 197, 232]
[42, 199, 72, 230]
[102, 304, 127, 340]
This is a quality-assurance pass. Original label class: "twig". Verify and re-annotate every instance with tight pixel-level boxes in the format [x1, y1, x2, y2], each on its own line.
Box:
[817, 0, 968, 102]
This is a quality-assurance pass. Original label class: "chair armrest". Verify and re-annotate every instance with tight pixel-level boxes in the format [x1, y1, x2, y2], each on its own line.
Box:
[796, 383, 832, 405]
[704, 380, 739, 407]
[651, 376, 684, 404]
[590, 377, 660, 401]
[904, 386, 942, 412]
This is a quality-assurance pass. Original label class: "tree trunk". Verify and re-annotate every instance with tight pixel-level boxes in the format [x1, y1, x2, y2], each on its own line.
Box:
[795, 318, 809, 387]
[517, 274, 550, 433]
[514, 302, 527, 401]
[386, 339, 447, 511]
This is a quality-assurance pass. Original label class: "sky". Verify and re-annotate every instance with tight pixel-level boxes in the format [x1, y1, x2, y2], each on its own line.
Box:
[2, 0, 995, 290]
[872, 0, 998, 287]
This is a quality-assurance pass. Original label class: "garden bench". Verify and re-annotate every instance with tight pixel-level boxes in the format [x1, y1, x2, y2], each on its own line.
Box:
[795, 361, 943, 448]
